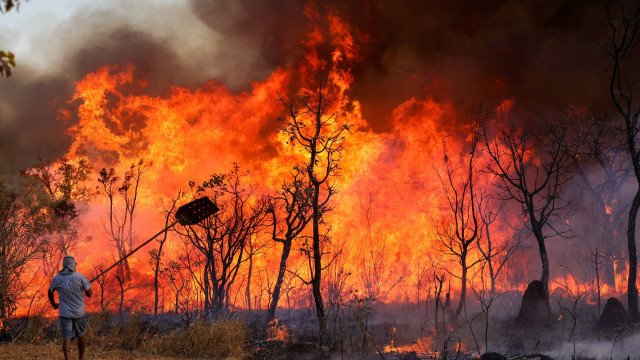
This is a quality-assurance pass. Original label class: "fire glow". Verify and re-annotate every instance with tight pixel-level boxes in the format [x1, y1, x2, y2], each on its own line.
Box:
[9, 4, 627, 332]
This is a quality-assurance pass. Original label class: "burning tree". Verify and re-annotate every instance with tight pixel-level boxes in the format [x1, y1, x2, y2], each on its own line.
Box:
[483, 122, 572, 296]
[266, 166, 312, 322]
[606, 1, 640, 321]
[177, 165, 266, 318]
[279, 75, 350, 345]
[435, 125, 481, 321]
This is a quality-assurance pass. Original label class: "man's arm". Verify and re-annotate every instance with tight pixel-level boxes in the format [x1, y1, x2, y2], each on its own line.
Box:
[81, 274, 92, 298]
[48, 290, 59, 310]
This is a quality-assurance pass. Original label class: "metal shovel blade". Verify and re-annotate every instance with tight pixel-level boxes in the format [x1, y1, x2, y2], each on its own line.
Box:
[175, 196, 219, 225]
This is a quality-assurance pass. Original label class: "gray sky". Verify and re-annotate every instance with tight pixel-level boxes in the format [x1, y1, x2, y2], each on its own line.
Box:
[0, 1, 231, 81]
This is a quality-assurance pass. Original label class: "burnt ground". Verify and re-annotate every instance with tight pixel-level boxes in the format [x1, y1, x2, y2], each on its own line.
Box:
[3, 296, 640, 360]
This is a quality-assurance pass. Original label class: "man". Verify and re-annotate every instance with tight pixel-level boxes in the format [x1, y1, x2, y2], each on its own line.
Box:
[48, 256, 92, 360]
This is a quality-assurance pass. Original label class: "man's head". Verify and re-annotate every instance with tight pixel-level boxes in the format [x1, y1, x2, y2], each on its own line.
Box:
[61, 256, 77, 272]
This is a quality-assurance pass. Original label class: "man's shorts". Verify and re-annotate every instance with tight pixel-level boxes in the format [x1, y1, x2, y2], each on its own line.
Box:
[59, 316, 88, 339]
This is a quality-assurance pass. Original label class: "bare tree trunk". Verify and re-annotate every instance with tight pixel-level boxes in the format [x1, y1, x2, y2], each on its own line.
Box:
[530, 203, 550, 296]
[603, 217, 617, 288]
[116, 274, 125, 318]
[535, 230, 550, 297]
[100, 283, 105, 311]
[484, 222, 496, 293]
[154, 197, 179, 318]
[434, 274, 445, 331]
[245, 239, 254, 311]
[627, 190, 640, 321]
[311, 189, 329, 345]
[0, 296, 5, 321]
[455, 254, 468, 318]
[153, 241, 165, 318]
[593, 247, 603, 316]
[268, 241, 292, 321]
[204, 262, 211, 317]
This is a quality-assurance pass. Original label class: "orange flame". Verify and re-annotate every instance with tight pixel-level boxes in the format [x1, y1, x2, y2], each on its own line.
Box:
[11, 9, 625, 321]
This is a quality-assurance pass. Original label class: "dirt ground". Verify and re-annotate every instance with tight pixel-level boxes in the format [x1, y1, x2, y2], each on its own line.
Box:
[0, 342, 202, 360]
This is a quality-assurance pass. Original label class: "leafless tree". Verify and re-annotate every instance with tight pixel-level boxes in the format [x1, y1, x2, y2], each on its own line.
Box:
[346, 293, 385, 359]
[322, 241, 351, 346]
[552, 264, 587, 354]
[175, 238, 207, 314]
[90, 263, 110, 312]
[97, 159, 148, 281]
[243, 232, 267, 311]
[266, 166, 312, 322]
[244, 236, 255, 311]
[472, 286, 500, 353]
[161, 259, 188, 315]
[279, 75, 350, 344]
[415, 261, 433, 322]
[567, 112, 631, 289]
[476, 191, 527, 293]
[606, 0, 640, 321]
[433, 272, 446, 331]
[435, 126, 481, 321]
[483, 122, 572, 296]
[113, 270, 134, 318]
[149, 191, 183, 318]
[592, 247, 605, 316]
[359, 193, 405, 302]
[177, 165, 266, 318]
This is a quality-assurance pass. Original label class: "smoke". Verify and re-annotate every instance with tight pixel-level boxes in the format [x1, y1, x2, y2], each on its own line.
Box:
[338, 0, 611, 129]
[0, 0, 627, 180]
[0, 2, 213, 182]
[187, 0, 616, 130]
[188, 0, 307, 88]
[546, 333, 640, 359]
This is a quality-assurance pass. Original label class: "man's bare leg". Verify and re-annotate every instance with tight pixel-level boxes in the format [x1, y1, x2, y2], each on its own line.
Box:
[62, 338, 71, 360]
[78, 335, 86, 360]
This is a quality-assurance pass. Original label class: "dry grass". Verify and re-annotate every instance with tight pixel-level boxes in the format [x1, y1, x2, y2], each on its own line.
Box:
[0, 342, 205, 359]
[87, 314, 157, 350]
[145, 320, 248, 359]
[2, 316, 249, 359]
[6, 316, 53, 344]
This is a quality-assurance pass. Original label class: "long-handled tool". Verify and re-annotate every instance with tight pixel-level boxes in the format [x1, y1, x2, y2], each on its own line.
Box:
[89, 196, 219, 283]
